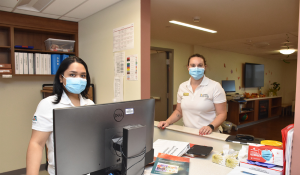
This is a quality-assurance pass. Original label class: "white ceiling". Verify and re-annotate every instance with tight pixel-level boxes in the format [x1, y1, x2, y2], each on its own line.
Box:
[151, 0, 299, 60]
[1, 0, 298, 60]
[0, 0, 121, 22]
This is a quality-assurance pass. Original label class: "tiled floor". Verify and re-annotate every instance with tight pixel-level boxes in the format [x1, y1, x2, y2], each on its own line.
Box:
[226, 115, 294, 142]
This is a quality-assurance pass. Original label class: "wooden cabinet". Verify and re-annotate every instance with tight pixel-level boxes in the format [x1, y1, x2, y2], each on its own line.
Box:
[0, 11, 78, 76]
[227, 97, 282, 128]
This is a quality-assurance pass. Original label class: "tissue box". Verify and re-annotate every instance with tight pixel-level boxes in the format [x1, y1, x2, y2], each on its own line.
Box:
[240, 161, 283, 175]
[248, 145, 283, 166]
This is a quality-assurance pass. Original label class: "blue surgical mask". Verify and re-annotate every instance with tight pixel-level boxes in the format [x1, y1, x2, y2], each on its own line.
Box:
[189, 67, 205, 80]
[62, 75, 87, 94]
[261, 150, 273, 161]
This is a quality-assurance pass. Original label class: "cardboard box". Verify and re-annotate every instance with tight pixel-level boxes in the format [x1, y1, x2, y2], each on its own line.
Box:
[240, 161, 283, 175]
[248, 145, 283, 166]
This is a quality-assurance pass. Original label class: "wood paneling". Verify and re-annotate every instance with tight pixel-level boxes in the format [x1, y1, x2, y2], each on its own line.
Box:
[14, 28, 75, 50]
[0, 27, 10, 46]
[0, 48, 10, 64]
[0, 11, 77, 33]
[0, 12, 78, 75]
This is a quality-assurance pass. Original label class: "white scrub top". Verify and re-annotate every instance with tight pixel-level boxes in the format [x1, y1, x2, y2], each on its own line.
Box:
[177, 75, 226, 130]
[32, 91, 94, 175]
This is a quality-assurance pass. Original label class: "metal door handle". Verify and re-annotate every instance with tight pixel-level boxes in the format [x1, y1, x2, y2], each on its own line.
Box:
[150, 96, 161, 100]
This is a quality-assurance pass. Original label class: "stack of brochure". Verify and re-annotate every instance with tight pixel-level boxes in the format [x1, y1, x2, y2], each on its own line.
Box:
[285, 128, 294, 175]
[153, 139, 190, 158]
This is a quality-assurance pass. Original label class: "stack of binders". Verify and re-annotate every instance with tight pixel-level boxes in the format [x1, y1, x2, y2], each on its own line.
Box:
[14, 52, 70, 75]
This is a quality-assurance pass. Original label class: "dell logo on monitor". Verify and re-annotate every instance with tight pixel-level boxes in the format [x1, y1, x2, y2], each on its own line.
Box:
[113, 109, 124, 122]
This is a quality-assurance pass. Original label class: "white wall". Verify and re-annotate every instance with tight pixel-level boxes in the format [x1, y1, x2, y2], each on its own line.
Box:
[79, 0, 142, 104]
[0, 76, 51, 173]
[151, 39, 296, 105]
[281, 59, 297, 104]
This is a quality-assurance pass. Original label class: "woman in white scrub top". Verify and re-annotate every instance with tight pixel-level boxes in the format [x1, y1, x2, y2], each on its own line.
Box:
[26, 56, 95, 175]
[158, 54, 227, 135]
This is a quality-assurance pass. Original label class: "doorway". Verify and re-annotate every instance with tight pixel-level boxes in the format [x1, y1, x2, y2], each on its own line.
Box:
[150, 47, 174, 121]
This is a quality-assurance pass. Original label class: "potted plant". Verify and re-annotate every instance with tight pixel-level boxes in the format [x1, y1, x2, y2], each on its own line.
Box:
[269, 82, 280, 96]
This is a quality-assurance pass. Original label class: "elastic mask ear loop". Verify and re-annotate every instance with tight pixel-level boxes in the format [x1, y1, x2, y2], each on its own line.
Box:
[61, 75, 67, 87]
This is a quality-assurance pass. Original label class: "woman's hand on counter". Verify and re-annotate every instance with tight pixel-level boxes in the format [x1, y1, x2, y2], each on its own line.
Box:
[199, 126, 212, 135]
[157, 121, 170, 129]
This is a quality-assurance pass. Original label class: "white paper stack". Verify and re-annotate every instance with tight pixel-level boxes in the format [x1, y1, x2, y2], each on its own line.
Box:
[14, 52, 19, 74]
[34, 53, 40, 74]
[227, 167, 269, 175]
[19, 52, 24, 74]
[153, 139, 190, 157]
[28, 53, 34, 74]
[285, 128, 294, 175]
[23, 52, 28, 74]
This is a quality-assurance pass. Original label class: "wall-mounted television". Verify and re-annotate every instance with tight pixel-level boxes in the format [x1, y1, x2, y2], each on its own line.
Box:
[244, 63, 264, 88]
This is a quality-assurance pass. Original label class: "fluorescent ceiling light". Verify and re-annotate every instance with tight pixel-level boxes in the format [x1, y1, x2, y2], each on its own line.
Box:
[169, 20, 217, 33]
[16, 0, 53, 12]
[279, 49, 296, 55]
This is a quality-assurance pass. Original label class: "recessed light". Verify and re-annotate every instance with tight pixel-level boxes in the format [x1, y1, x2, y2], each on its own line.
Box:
[169, 20, 217, 33]
[279, 49, 296, 55]
[16, 0, 53, 12]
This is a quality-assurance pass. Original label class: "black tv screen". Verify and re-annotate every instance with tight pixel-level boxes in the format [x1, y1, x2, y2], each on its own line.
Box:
[222, 80, 236, 93]
[244, 63, 264, 88]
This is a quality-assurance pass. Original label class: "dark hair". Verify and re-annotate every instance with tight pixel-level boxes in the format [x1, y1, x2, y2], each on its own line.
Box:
[52, 56, 91, 104]
[187, 54, 207, 66]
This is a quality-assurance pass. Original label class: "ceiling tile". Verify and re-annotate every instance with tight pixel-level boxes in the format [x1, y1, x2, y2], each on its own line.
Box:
[65, 0, 121, 19]
[43, 0, 86, 16]
[0, 6, 13, 12]
[59, 16, 81, 22]
[0, 0, 19, 8]
[13, 9, 60, 19]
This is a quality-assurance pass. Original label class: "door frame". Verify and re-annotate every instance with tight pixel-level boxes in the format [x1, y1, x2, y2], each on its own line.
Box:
[151, 47, 174, 118]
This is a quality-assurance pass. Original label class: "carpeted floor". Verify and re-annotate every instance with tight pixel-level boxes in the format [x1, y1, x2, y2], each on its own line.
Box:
[226, 115, 294, 142]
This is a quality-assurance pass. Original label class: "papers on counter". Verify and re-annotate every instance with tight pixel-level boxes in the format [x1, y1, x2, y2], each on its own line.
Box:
[153, 139, 190, 157]
[227, 166, 269, 175]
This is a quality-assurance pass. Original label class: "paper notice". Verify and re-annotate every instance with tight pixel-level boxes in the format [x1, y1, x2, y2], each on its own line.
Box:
[113, 23, 134, 52]
[114, 52, 125, 76]
[114, 76, 123, 102]
[126, 55, 138, 81]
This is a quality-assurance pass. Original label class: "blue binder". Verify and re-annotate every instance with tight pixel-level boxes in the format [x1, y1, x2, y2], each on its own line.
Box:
[51, 54, 61, 75]
[61, 54, 69, 63]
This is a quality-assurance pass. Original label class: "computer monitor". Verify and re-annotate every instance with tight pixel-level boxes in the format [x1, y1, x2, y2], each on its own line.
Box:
[53, 99, 155, 175]
[222, 80, 236, 94]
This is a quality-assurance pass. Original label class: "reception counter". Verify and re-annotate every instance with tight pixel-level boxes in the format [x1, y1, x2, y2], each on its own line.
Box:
[152, 121, 243, 175]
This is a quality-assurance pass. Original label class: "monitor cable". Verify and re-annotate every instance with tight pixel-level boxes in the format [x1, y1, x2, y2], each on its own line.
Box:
[113, 137, 146, 175]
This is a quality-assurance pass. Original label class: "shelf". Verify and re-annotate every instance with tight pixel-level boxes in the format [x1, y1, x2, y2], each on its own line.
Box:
[14, 49, 75, 55]
[0, 12, 78, 79]
[240, 110, 254, 114]
[0, 46, 10, 49]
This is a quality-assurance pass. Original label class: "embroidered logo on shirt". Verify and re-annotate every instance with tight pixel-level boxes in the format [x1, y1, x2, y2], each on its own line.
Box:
[200, 94, 209, 98]
[183, 93, 189, 96]
[32, 116, 37, 123]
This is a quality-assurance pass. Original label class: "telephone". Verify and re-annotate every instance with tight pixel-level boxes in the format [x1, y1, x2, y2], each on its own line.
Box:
[236, 134, 254, 141]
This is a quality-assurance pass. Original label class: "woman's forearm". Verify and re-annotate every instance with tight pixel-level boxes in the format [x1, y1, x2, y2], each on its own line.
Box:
[210, 112, 227, 128]
[166, 109, 182, 125]
[26, 141, 44, 175]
